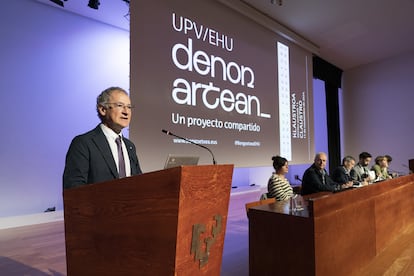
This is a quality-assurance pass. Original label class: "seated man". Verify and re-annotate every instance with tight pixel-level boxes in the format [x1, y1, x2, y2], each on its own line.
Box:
[351, 151, 372, 183]
[332, 156, 366, 186]
[301, 152, 353, 195]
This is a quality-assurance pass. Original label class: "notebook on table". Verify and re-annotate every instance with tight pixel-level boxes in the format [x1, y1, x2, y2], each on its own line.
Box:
[163, 154, 199, 169]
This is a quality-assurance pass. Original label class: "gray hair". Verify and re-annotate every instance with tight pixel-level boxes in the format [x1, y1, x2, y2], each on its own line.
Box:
[314, 152, 327, 161]
[342, 155, 355, 165]
[96, 86, 128, 121]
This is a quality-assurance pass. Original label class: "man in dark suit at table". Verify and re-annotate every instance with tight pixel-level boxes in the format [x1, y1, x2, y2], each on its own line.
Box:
[63, 86, 142, 189]
[301, 152, 353, 195]
[332, 155, 368, 187]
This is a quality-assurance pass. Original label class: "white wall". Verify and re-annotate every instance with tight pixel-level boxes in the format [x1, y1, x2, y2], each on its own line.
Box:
[342, 51, 414, 175]
[0, 0, 129, 217]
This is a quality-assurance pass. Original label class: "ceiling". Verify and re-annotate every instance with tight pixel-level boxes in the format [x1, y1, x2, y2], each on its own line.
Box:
[242, 0, 414, 70]
[36, 0, 414, 70]
[35, 0, 131, 30]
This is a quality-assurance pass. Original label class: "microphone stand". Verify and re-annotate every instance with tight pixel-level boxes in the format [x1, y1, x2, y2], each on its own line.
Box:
[162, 129, 217, 165]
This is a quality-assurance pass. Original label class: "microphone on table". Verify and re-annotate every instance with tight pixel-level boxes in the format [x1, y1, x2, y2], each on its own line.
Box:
[162, 129, 217, 165]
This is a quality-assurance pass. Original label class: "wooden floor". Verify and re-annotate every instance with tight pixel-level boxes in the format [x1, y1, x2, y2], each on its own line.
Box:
[357, 222, 414, 276]
[0, 221, 66, 275]
[1, 187, 414, 275]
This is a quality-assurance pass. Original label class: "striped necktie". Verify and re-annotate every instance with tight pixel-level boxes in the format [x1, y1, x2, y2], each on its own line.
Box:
[115, 136, 126, 178]
[321, 170, 326, 185]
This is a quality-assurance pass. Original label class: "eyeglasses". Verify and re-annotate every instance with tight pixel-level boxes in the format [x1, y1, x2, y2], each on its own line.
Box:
[105, 102, 134, 110]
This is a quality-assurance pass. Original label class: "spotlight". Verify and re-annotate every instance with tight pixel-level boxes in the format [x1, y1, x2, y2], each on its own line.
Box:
[49, 0, 64, 7]
[88, 0, 100, 9]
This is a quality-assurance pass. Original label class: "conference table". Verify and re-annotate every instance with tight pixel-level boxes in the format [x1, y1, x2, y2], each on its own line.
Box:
[248, 174, 414, 276]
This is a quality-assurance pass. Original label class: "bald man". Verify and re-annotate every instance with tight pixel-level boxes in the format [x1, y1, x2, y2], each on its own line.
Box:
[301, 152, 352, 195]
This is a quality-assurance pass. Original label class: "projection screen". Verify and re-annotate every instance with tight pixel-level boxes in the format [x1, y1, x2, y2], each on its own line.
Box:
[130, 0, 314, 172]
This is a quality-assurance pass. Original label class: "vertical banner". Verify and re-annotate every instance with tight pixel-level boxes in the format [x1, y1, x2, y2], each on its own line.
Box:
[277, 42, 292, 160]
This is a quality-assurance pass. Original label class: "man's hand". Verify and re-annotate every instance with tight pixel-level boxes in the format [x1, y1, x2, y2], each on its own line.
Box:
[341, 181, 353, 189]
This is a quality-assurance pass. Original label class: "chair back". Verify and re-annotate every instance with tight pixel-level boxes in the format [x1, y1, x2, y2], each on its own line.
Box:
[259, 192, 269, 200]
[245, 197, 275, 218]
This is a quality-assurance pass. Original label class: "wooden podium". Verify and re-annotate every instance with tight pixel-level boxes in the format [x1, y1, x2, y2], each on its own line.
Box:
[63, 164, 234, 276]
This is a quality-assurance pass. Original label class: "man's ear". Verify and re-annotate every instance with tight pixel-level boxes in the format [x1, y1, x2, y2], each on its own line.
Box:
[98, 105, 107, 117]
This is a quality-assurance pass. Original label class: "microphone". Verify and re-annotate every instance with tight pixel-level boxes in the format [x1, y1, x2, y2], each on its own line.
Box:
[294, 175, 302, 182]
[162, 129, 217, 165]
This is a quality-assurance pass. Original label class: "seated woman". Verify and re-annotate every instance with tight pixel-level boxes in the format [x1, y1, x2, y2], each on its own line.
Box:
[385, 154, 397, 177]
[371, 155, 392, 180]
[267, 155, 294, 201]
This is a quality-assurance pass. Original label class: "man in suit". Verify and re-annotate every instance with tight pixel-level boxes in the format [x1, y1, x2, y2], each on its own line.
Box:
[63, 86, 142, 189]
[331, 155, 365, 186]
[301, 152, 353, 195]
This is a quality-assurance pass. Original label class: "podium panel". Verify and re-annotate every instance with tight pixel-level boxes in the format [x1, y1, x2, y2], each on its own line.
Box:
[64, 164, 233, 276]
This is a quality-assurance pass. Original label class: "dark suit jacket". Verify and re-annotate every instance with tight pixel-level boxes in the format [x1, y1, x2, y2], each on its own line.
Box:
[301, 164, 340, 195]
[63, 125, 142, 189]
[331, 166, 353, 185]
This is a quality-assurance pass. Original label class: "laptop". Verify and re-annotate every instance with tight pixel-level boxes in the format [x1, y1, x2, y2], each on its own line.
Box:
[163, 154, 199, 169]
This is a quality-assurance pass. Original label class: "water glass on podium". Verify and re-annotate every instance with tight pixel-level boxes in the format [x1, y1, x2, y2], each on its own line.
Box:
[290, 194, 304, 212]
